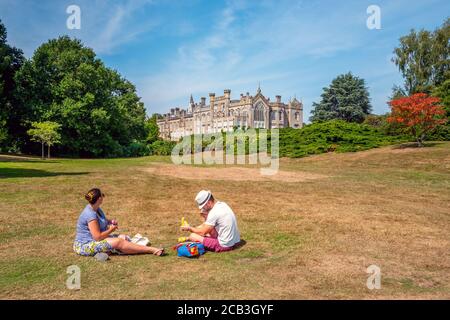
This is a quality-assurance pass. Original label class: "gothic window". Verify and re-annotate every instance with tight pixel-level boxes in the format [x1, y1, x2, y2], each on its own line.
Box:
[270, 111, 276, 121]
[242, 111, 247, 125]
[234, 109, 240, 127]
[254, 103, 264, 121]
[295, 112, 300, 121]
[254, 103, 265, 128]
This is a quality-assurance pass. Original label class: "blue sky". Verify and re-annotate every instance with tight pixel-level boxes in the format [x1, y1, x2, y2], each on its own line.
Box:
[1, 0, 449, 121]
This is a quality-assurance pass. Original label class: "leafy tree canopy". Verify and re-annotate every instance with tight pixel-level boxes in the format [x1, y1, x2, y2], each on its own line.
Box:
[388, 93, 447, 146]
[310, 72, 372, 123]
[0, 19, 25, 148]
[146, 114, 160, 144]
[392, 18, 449, 95]
[27, 121, 61, 158]
[15, 36, 148, 157]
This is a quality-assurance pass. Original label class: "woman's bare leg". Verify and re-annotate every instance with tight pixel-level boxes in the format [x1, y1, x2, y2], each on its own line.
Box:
[106, 237, 163, 255]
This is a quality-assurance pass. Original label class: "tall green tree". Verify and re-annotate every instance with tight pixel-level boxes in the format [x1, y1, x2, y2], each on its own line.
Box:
[389, 84, 407, 100]
[392, 18, 450, 95]
[27, 121, 61, 159]
[145, 114, 160, 144]
[0, 120, 7, 144]
[0, 19, 25, 150]
[310, 72, 372, 123]
[15, 36, 147, 157]
[433, 76, 450, 116]
[431, 75, 450, 140]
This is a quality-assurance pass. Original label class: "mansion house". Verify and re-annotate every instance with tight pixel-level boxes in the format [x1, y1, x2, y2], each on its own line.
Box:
[157, 87, 303, 140]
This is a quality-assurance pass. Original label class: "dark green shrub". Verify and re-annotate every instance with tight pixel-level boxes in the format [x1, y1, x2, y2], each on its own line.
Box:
[148, 140, 176, 156]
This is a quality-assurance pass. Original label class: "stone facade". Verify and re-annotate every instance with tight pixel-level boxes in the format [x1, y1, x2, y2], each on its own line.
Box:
[157, 87, 303, 140]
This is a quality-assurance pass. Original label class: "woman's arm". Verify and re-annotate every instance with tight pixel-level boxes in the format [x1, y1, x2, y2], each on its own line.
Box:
[88, 220, 117, 241]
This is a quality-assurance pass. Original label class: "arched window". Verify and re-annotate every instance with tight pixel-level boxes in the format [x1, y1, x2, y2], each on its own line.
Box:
[295, 112, 300, 121]
[254, 103, 265, 128]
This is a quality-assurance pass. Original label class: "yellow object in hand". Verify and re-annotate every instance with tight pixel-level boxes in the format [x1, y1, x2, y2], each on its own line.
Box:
[178, 236, 189, 243]
[181, 217, 189, 227]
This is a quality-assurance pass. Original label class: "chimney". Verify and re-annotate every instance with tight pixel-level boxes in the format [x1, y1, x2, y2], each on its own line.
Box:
[224, 89, 231, 99]
[209, 93, 215, 109]
[276, 95, 281, 103]
[209, 93, 215, 124]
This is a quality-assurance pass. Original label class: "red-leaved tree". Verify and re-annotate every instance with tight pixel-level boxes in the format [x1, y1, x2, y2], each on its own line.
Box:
[388, 93, 447, 147]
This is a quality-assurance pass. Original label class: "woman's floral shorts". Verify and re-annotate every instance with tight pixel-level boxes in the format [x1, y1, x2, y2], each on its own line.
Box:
[73, 240, 113, 256]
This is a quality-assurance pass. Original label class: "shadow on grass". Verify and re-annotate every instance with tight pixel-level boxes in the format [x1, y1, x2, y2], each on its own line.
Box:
[392, 142, 443, 149]
[0, 168, 88, 178]
[233, 239, 247, 250]
[0, 155, 60, 163]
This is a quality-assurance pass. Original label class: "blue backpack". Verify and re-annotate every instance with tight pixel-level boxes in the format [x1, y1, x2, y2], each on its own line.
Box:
[175, 242, 206, 258]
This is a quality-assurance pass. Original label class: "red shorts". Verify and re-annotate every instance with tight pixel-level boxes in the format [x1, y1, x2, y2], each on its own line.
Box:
[202, 236, 234, 253]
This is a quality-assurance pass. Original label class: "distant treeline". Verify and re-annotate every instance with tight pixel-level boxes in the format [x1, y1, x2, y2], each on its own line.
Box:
[0, 18, 448, 158]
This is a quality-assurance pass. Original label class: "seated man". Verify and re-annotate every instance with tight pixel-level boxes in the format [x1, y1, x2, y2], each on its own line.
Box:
[181, 190, 241, 252]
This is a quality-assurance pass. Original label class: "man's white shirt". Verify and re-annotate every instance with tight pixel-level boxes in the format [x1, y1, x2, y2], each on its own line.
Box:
[205, 201, 241, 247]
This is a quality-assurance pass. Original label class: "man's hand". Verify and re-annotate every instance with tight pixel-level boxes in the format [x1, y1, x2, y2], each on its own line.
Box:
[180, 225, 191, 232]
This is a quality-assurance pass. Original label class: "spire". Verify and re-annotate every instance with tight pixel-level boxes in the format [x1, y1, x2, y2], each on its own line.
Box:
[291, 95, 300, 104]
[189, 94, 194, 105]
[257, 82, 261, 94]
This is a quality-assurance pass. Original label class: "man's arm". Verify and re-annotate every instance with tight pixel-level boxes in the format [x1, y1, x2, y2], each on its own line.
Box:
[183, 223, 214, 236]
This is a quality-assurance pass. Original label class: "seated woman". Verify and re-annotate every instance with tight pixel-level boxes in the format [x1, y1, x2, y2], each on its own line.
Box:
[73, 188, 164, 257]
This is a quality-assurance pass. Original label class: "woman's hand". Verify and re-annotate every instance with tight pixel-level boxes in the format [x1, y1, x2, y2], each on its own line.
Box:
[108, 224, 118, 232]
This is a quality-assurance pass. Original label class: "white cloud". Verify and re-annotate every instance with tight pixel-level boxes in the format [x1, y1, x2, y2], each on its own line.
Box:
[137, 0, 366, 113]
[86, 0, 158, 54]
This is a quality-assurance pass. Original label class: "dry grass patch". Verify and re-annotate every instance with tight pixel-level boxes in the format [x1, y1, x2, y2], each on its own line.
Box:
[144, 163, 328, 182]
[0, 142, 449, 299]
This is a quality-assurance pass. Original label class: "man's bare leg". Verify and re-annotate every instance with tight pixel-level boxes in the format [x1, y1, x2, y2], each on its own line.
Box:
[188, 227, 218, 242]
[188, 233, 205, 243]
[208, 228, 218, 238]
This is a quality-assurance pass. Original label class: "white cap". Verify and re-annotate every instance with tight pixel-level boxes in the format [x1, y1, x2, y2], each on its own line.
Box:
[195, 190, 212, 209]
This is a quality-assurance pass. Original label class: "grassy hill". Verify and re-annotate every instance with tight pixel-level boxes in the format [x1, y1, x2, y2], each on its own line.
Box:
[0, 142, 449, 299]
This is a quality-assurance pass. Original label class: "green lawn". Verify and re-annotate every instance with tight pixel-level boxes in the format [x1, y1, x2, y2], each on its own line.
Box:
[0, 142, 449, 299]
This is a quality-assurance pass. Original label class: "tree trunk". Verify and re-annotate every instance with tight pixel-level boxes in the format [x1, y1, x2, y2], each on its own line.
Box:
[417, 135, 424, 147]
[41, 142, 44, 160]
[417, 133, 426, 148]
[416, 139, 423, 147]
[48, 145, 51, 159]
